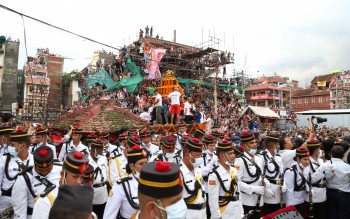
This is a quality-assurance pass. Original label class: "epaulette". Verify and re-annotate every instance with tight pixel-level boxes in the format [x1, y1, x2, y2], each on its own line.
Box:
[117, 176, 132, 184]
[275, 154, 281, 157]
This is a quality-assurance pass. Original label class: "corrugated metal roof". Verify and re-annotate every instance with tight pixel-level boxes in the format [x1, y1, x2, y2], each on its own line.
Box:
[240, 105, 280, 119]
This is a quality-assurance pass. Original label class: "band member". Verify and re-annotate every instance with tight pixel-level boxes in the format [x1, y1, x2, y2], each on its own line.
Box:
[258, 133, 286, 215]
[180, 137, 206, 218]
[12, 146, 61, 219]
[85, 132, 97, 150]
[134, 161, 185, 219]
[234, 130, 265, 219]
[31, 127, 57, 159]
[0, 124, 13, 156]
[140, 129, 159, 158]
[306, 139, 333, 219]
[100, 131, 118, 158]
[175, 122, 188, 151]
[103, 145, 148, 219]
[284, 147, 310, 215]
[58, 127, 89, 160]
[0, 128, 34, 212]
[151, 135, 180, 164]
[208, 139, 243, 219]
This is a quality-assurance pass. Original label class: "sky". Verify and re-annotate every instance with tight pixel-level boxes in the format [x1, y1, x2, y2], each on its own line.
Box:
[1, 0, 349, 87]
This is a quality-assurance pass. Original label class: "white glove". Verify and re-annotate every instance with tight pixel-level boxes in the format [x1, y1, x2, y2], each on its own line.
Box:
[210, 156, 219, 165]
[281, 185, 287, 193]
[252, 186, 265, 195]
[264, 188, 275, 198]
[264, 179, 271, 188]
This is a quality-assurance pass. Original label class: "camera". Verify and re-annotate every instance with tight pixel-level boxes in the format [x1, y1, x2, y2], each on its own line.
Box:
[311, 116, 327, 124]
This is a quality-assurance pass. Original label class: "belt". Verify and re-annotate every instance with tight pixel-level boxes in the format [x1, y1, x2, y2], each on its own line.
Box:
[219, 195, 240, 202]
[313, 183, 326, 188]
[27, 207, 33, 215]
[267, 179, 281, 184]
[327, 188, 350, 194]
[186, 203, 206, 210]
[93, 182, 106, 188]
[1, 188, 12, 197]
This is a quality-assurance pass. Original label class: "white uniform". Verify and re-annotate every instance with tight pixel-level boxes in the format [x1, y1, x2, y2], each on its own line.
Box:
[284, 163, 309, 206]
[0, 153, 33, 211]
[29, 143, 57, 159]
[58, 141, 89, 161]
[208, 164, 243, 219]
[103, 176, 139, 219]
[257, 150, 284, 204]
[108, 153, 128, 185]
[280, 149, 296, 171]
[304, 157, 326, 203]
[180, 161, 206, 219]
[31, 186, 59, 219]
[11, 165, 61, 219]
[234, 152, 264, 207]
[89, 155, 108, 205]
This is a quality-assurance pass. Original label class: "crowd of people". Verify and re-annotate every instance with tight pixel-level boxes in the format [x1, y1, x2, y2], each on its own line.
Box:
[0, 111, 349, 219]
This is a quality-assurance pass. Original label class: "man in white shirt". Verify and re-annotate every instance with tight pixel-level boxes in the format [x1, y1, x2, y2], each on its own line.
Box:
[139, 107, 151, 123]
[167, 87, 181, 124]
[58, 127, 89, 161]
[325, 146, 350, 219]
[153, 89, 163, 125]
[183, 97, 194, 124]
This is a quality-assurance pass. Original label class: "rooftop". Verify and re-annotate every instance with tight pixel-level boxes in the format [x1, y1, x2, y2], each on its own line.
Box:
[311, 73, 334, 83]
[53, 100, 148, 132]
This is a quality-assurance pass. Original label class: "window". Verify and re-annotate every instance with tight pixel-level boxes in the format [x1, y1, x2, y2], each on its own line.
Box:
[311, 97, 315, 104]
[326, 96, 329, 102]
[305, 98, 308, 104]
[17, 89, 21, 96]
[292, 99, 295, 105]
[318, 97, 323, 104]
[298, 98, 302, 105]
[18, 77, 22, 83]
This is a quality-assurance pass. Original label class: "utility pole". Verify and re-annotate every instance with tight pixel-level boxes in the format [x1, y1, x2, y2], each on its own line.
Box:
[213, 67, 219, 125]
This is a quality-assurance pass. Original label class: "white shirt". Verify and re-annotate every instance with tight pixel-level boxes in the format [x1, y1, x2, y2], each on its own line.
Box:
[31, 186, 59, 219]
[168, 91, 181, 105]
[154, 93, 162, 107]
[326, 158, 350, 193]
[208, 164, 243, 219]
[142, 143, 159, 158]
[89, 155, 108, 205]
[58, 141, 89, 161]
[234, 152, 264, 207]
[103, 176, 139, 219]
[200, 151, 217, 193]
[139, 112, 151, 122]
[12, 165, 61, 219]
[184, 102, 192, 116]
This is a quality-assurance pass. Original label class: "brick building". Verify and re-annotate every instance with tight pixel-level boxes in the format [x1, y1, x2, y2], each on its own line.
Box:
[291, 74, 334, 112]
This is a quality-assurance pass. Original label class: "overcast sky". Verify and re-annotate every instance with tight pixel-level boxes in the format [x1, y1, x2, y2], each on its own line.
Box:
[1, 0, 349, 86]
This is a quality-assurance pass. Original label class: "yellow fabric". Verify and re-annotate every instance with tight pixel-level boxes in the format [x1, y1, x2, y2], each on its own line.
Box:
[138, 178, 179, 188]
[130, 211, 139, 219]
[108, 156, 123, 187]
[34, 193, 55, 206]
[219, 167, 236, 213]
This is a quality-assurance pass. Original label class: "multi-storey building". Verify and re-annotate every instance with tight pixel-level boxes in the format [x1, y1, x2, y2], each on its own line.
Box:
[330, 71, 350, 109]
[245, 75, 291, 108]
[23, 48, 64, 121]
[0, 36, 20, 113]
